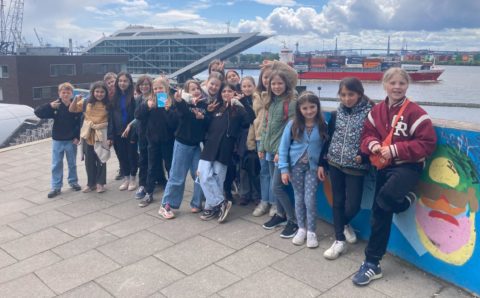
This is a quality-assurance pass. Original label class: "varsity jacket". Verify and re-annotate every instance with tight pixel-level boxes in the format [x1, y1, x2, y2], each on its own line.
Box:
[360, 97, 437, 165]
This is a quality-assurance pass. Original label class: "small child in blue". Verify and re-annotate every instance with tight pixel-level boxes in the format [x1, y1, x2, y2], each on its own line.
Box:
[278, 92, 328, 248]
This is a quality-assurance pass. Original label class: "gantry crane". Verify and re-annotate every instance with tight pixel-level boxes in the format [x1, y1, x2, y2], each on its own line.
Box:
[0, 0, 24, 55]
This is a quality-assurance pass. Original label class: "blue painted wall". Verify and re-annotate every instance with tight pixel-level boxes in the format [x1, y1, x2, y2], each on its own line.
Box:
[316, 115, 480, 295]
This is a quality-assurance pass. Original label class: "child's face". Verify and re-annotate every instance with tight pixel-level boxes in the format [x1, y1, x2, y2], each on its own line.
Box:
[94, 87, 106, 101]
[241, 79, 255, 96]
[138, 81, 151, 95]
[339, 86, 361, 108]
[153, 82, 166, 94]
[299, 101, 318, 121]
[226, 72, 240, 85]
[384, 73, 408, 103]
[58, 88, 73, 101]
[270, 75, 286, 96]
[105, 78, 116, 91]
[188, 83, 202, 98]
[261, 70, 271, 89]
[207, 78, 221, 96]
[222, 87, 235, 102]
[118, 75, 130, 92]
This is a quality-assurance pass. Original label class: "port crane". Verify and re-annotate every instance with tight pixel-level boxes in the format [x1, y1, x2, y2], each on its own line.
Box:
[0, 0, 24, 54]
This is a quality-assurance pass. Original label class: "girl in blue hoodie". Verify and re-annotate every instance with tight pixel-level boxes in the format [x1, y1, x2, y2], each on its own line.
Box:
[278, 91, 328, 248]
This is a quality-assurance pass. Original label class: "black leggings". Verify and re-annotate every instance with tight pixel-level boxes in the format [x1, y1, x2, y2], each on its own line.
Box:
[146, 140, 173, 194]
[329, 165, 365, 241]
[113, 135, 138, 177]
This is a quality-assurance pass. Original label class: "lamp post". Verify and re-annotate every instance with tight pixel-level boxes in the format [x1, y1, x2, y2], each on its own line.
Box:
[317, 86, 322, 98]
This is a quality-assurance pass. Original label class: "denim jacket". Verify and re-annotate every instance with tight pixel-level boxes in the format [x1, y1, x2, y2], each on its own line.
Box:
[278, 120, 325, 174]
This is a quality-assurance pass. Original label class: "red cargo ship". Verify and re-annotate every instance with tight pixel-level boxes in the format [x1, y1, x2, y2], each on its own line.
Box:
[279, 47, 444, 82]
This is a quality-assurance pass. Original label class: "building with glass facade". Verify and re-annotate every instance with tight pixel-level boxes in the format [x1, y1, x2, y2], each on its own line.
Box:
[84, 26, 270, 81]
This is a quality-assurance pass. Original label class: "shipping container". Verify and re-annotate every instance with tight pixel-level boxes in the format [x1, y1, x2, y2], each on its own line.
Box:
[363, 62, 381, 68]
[294, 56, 310, 64]
[326, 56, 346, 65]
[344, 63, 363, 68]
[346, 56, 364, 64]
[310, 57, 327, 64]
[326, 62, 341, 68]
[310, 64, 326, 68]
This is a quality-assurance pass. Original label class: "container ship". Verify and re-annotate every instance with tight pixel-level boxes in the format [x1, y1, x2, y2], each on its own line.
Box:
[279, 47, 444, 82]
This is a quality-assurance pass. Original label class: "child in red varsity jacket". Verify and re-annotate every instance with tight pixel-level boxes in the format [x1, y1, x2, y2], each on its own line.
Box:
[352, 67, 437, 287]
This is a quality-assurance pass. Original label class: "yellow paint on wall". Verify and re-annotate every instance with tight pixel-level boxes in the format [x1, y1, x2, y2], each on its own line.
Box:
[429, 157, 460, 188]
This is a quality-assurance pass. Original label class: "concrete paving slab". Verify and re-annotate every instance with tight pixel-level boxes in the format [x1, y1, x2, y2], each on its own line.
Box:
[52, 230, 119, 259]
[258, 229, 305, 254]
[154, 235, 235, 275]
[55, 212, 119, 237]
[0, 227, 73, 260]
[104, 213, 163, 238]
[0, 212, 27, 226]
[21, 199, 72, 216]
[318, 279, 389, 298]
[219, 267, 320, 298]
[0, 199, 36, 217]
[58, 282, 113, 298]
[0, 273, 55, 298]
[102, 199, 158, 219]
[0, 248, 16, 269]
[216, 242, 288, 278]
[97, 230, 173, 266]
[435, 286, 476, 298]
[272, 247, 359, 292]
[147, 213, 217, 243]
[201, 218, 274, 250]
[8, 209, 73, 234]
[56, 198, 115, 217]
[0, 226, 22, 244]
[36, 250, 121, 294]
[96, 256, 185, 298]
[0, 251, 62, 284]
[161, 264, 241, 298]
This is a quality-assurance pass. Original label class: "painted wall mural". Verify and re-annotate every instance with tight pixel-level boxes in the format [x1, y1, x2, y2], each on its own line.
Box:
[316, 118, 480, 295]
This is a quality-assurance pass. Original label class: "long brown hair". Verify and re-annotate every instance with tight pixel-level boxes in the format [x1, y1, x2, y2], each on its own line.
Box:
[291, 91, 328, 141]
[266, 70, 295, 109]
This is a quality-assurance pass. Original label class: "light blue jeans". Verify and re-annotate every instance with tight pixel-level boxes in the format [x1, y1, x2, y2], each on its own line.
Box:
[161, 140, 203, 209]
[198, 159, 227, 210]
[51, 140, 78, 190]
[258, 142, 275, 204]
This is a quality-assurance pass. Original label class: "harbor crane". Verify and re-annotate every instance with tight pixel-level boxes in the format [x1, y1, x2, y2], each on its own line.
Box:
[0, 0, 24, 54]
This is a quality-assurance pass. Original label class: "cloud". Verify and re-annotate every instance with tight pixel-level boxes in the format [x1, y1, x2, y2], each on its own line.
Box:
[153, 10, 202, 24]
[253, 0, 296, 6]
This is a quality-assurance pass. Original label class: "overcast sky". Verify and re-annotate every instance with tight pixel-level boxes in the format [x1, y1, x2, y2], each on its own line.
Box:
[19, 0, 480, 53]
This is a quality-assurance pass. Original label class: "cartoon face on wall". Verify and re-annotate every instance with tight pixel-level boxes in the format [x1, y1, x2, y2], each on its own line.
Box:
[415, 145, 479, 265]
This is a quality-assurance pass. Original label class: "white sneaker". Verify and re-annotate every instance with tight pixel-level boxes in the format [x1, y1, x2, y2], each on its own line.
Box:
[252, 202, 270, 217]
[292, 228, 306, 245]
[119, 177, 129, 191]
[344, 224, 357, 244]
[306, 231, 318, 248]
[269, 204, 277, 217]
[323, 240, 347, 260]
[127, 176, 137, 191]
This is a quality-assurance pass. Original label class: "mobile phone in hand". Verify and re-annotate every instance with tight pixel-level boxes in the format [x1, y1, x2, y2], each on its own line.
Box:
[156, 92, 168, 108]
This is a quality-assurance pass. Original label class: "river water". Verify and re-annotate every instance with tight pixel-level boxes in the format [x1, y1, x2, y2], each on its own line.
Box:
[198, 65, 480, 124]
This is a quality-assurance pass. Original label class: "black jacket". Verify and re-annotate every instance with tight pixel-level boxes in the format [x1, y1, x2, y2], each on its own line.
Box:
[135, 102, 176, 144]
[173, 99, 209, 146]
[108, 94, 136, 140]
[34, 100, 81, 141]
[200, 103, 249, 165]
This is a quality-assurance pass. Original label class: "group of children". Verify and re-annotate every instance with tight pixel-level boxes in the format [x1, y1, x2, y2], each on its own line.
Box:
[34, 60, 437, 287]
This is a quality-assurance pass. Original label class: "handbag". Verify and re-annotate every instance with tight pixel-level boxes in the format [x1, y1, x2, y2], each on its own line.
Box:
[369, 99, 410, 169]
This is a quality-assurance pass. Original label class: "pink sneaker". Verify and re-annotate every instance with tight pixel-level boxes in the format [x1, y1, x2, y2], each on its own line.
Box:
[158, 204, 175, 219]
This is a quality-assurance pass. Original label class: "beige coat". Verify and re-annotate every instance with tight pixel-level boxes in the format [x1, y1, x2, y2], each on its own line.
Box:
[246, 91, 267, 150]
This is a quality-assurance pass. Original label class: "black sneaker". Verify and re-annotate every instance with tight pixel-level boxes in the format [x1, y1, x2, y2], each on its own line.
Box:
[262, 214, 287, 230]
[47, 189, 61, 198]
[280, 221, 299, 238]
[200, 209, 219, 221]
[218, 200, 233, 223]
[138, 193, 153, 208]
[352, 261, 383, 286]
[70, 183, 81, 191]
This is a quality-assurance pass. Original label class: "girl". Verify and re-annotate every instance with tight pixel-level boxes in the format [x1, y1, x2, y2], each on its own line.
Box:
[225, 69, 241, 91]
[258, 70, 298, 238]
[122, 75, 153, 199]
[352, 68, 436, 286]
[198, 83, 249, 222]
[70, 81, 111, 193]
[135, 77, 176, 207]
[107, 72, 138, 191]
[158, 80, 208, 219]
[202, 71, 223, 105]
[278, 92, 327, 248]
[319, 78, 374, 259]
[103, 72, 121, 180]
[237, 76, 260, 205]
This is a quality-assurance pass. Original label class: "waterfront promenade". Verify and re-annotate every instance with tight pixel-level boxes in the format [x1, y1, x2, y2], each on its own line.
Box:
[0, 139, 475, 297]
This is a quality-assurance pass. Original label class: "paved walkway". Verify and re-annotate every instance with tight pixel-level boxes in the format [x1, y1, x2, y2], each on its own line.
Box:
[0, 139, 476, 297]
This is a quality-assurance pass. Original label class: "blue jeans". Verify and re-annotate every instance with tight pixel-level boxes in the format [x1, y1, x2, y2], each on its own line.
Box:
[267, 158, 296, 222]
[161, 140, 203, 209]
[258, 142, 274, 204]
[198, 159, 228, 210]
[51, 140, 78, 190]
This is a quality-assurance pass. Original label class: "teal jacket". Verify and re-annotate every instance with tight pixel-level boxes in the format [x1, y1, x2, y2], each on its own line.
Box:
[259, 94, 296, 154]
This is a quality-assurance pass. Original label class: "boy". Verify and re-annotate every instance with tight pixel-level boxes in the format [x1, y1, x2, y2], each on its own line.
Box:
[34, 82, 82, 198]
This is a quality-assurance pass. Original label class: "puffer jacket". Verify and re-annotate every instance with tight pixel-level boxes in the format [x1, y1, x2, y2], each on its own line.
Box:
[246, 91, 266, 150]
[327, 98, 373, 170]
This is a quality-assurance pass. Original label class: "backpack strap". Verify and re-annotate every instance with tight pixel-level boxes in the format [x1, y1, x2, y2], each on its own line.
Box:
[384, 99, 410, 145]
[283, 99, 289, 121]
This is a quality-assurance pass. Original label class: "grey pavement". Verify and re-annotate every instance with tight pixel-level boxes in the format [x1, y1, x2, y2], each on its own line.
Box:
[0, 139, 476, 298]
